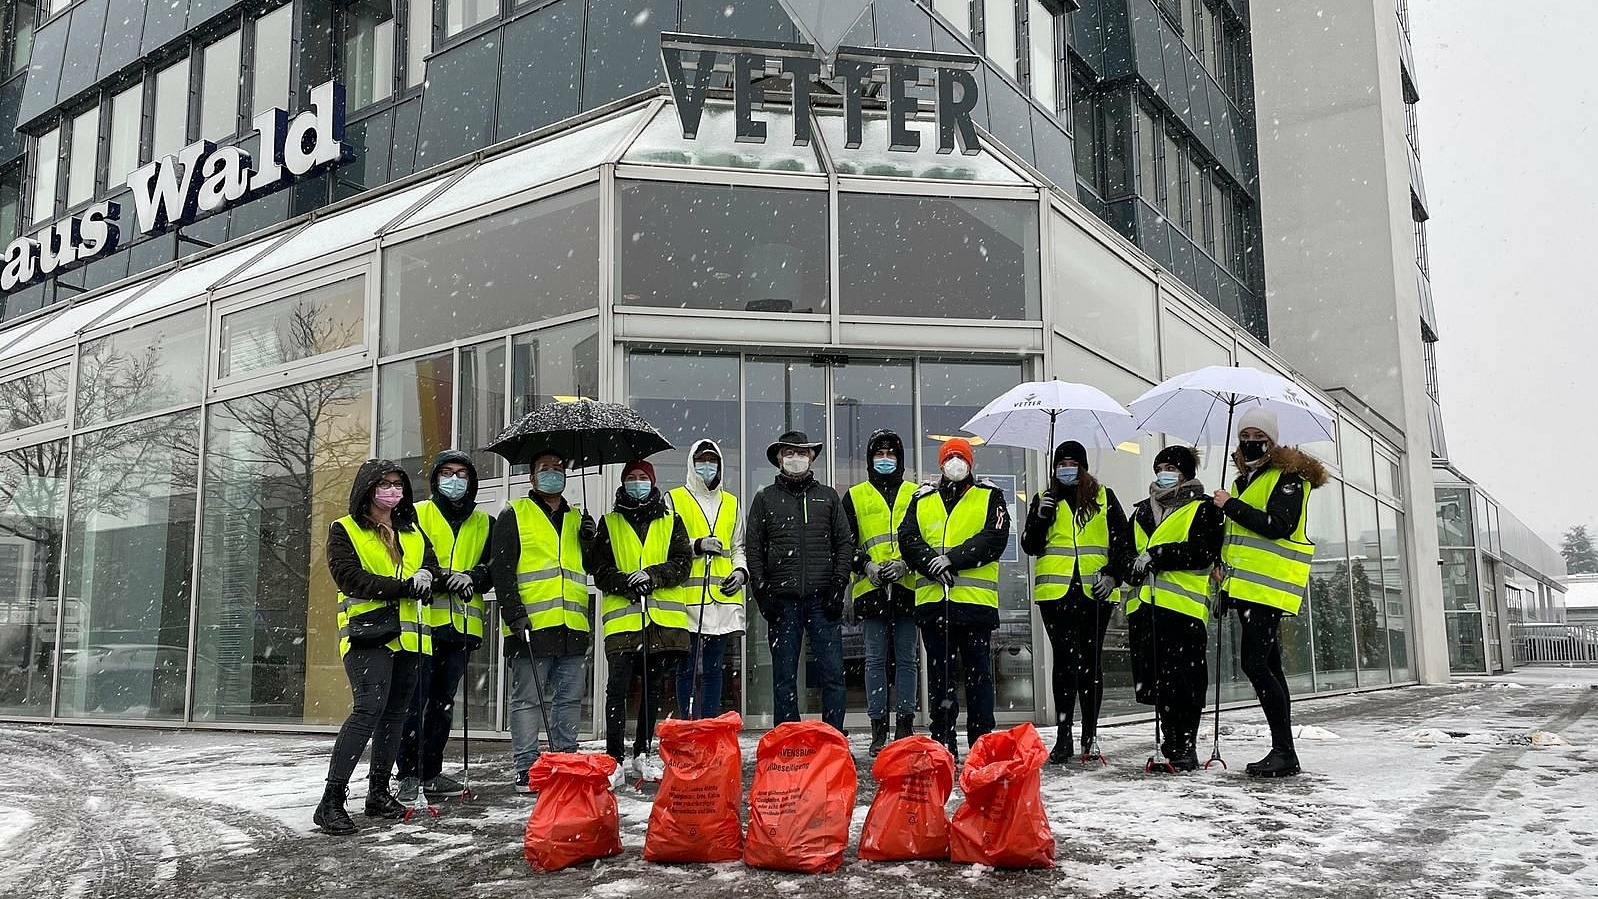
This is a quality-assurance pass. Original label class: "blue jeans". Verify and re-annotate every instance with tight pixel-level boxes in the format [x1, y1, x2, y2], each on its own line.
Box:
[768, 593, 846, 732]
[508, 652, 587, 774]
[675, 633, 727, 719]
[395, 642, 470, 781]
[862, 616, 919, 720]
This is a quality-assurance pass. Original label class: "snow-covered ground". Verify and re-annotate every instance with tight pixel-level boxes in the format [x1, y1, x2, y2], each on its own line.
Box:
[2, 669, 1595, 899]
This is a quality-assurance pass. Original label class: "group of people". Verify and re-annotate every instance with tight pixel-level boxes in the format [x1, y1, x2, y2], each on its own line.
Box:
[312, 408, 1325, 836]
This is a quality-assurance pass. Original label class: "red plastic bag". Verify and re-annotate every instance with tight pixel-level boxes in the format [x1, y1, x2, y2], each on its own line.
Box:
[743, 721, 857, 873]
[644, 711, 745, 863]
[949, 723, 1055, 868]
[523, 752, 623, 872]
[860, 735, 956, 861]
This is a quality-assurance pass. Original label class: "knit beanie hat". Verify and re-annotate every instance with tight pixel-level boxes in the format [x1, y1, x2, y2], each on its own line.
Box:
[622, 459, 656, 485]
[1238, 406, 1280, 444]
[1153, 445, 1199, 481]
[939, 437, 975, 467]
[1053, 440, 1089, 470]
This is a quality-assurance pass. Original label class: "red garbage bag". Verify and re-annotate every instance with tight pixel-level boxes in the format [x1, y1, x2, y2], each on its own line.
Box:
[860, 735, 956, 861]
[743, 721, 857, 873]
[949, 723, 1055, 868]
[645, 711, 745, 863]
[523, 753, 623, 873]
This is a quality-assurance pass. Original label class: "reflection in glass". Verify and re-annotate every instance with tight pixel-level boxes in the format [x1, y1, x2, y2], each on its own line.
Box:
[75, 309, 207, 427]
[839, 195, 1040, 319]
[252, 4, 293, 115]
[192, 373, 373, 724]
[1307, 482, 1355, 689]
[1435, 485, 1472, 548]
[60, 411, 201, 720]
[616, 181, 829, 314]
[152, 59, 191, 161]
[1339, 422, 1376, 491]
[219, 277, 366, 379]
[108, 84, 144, 187]
[1379, 504, 1412, 680]
[1346, 491, 1389, 684]
[459, 339, 507, 482]
[377, 351, 453, 482]
[0, 365, 69, 434]
[625, 104, 822, 173]
[509, 318, 600, 480]
[32, 128, 58, 224]
[68, 106, 99, 207]
[0, 439, 67, 715]
[816, 116, 1023, 182]
[343, 1, 395, 109]
[200, 32, 242, 140]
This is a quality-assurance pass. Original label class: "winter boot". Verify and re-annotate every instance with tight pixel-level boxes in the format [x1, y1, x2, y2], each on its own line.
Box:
[1246, 747, 1301, 778]
[313, 782, 357, 836]
[1047, 724, 1073, 765]
[422, 773, 465, 795]
[894, 714, 915, 742]
[364, 776, 406, 819]
[868, 718, 889, 757]
[1169, 733, 1200, 772]
[396, 776, 420, 803]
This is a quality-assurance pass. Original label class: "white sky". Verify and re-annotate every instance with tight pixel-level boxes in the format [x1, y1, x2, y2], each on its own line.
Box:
[1410, 1, 1597, 545]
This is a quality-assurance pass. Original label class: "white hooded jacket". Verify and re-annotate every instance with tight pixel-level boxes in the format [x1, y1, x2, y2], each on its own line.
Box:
[663, 438, 748, 637]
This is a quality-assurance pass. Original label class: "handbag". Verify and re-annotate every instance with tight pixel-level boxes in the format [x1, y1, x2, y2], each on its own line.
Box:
[346, 602, 402, 644]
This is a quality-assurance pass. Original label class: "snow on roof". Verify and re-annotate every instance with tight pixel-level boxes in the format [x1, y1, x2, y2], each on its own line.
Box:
[1560, 574, 1598, 608]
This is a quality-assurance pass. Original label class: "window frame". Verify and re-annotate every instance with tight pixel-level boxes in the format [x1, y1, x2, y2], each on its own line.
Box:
[63, 102, 101, 212]
[2, 0, 39, 77]
[1022, 0, 1064, 116]
[197, 29, 246, 143]
[0, 354, 75, 453]
[336, 0, 401, 112]
[29, 125, 61, 225]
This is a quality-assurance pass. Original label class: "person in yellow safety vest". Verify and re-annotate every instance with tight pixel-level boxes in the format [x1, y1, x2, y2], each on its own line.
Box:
[1021, 439, 1135, 765]
[315, 460, 444, 836]
[898, 437, 1011, 763]
[664, 439, 747, 720]
[394, 451, 494, 802]
[1211, 407, 1328, 779]
[842, 429, 921, 757]
[591, 460, 691, 782]
[1125, 445, 1224, 773]
[490, 451, 598, 793]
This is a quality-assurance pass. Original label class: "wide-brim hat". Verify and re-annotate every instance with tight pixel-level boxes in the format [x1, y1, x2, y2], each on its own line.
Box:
[766, 430, 823, 467]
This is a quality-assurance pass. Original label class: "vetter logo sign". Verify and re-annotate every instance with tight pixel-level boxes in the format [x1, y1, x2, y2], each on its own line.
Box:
[2, 80, 353, 295]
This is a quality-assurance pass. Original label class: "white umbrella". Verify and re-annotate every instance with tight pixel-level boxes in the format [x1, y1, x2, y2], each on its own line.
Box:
[961, 379, 1137, 452]
[1129, 365, 1336, 449]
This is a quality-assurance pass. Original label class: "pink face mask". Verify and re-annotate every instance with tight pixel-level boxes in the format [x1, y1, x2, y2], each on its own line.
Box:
[372, 485, 404, 510]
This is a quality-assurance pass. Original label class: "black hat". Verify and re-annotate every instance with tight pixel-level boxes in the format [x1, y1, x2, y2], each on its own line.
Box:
[1153, 445, 1198, 481]
[1052, 440, 1089, 470]
[766, 430, 823, 467]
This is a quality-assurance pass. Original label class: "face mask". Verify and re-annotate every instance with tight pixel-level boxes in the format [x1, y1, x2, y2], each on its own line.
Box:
[781, 454, 811, 476]
[872, 457, 897, 475]
[1055, 466, 1079, 486]
[624, 480, 652, 500]
[694, 462, 720, 484]
[1239, 440, 1270, 462]
[535, 470, 566, 495]
[942, 458, 970, 481]
[372, 485, 404, 510]
[437, 475, 469, 501]
[1154, 471, 1181, 490]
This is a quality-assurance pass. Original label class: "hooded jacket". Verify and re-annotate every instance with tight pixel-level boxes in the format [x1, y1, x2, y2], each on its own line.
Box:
[327, 459, 443, 608]
[663, 438, 748, 637]
[897, 472, 1010, 630]
[420, 450, 495, 593]
[841, 429, 916, 619]
[1223, 446, 1330, 541]
[591, 482, 693, 657]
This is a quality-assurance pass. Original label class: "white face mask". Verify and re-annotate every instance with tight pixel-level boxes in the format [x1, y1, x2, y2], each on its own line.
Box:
[781, 453, 812, 475]
[942, 458, 970, 481]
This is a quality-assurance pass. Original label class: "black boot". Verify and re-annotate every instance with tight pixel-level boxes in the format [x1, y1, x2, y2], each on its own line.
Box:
[364, 776, 406, 819]
[1047, 724, 1073, 765]
[894, 714, 915, 742]
[868, 718, 889, 757]
[314, 782, 357, 835]
[1246, 747, 1301, 778]
[1169, 732, 1200, 772]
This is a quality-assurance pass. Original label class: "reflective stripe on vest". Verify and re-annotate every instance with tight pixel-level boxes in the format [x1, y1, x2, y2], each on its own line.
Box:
[504, 498, 591, 636]
[668, 486, 742, 605]
[912, 486, 1000, 609]
[601, 512, 691, 636]
[1220, 467, 1315, 616]
[1126, 502, 1211, 623]
[849, 480, 917, 601]
[334, 516, 432, 658]
[414, 500, 490, 638]
[1032, 486, 1112, 602]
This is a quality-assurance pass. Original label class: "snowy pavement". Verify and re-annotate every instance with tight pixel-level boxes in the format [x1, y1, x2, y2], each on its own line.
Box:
[2, 669, 1596, 899]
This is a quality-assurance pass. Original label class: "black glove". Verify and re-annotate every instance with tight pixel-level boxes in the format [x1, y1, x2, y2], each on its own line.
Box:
[1037, 494, 1058, 520]
[408, 570, 434, 599]
[695, 536, 725, 556]
[719, 568, 748, 596]
[822, 589, 845, 622]
[579, 512, 598, 542]
[757, 596, 783, 627]
[626, 570, 653, 594]
[1091, 572, 1117, 601]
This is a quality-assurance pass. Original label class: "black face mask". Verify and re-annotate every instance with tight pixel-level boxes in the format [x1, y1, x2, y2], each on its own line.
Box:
[1239, 440, 1270, 462]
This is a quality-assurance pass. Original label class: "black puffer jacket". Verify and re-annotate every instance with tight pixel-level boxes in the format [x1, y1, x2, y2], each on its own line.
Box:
[745, 472, 854, 606]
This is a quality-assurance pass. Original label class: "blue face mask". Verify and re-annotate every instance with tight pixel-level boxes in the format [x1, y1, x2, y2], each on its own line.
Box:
[624, 480, 652, 500]
[535, 470, 566, 495]
[1154, 471, 1181, 489]
[872, 457, 897, 475]
[694, 462, 719, 484]
[437, 474, 469, 501]
[1055, 466, 1079, 486]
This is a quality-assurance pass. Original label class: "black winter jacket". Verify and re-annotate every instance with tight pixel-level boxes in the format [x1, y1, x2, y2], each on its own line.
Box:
[897, 478, 1010, 630]
[326, 460, 443, 647]
[492, 493, 594, 659]
[745, 472, 855, 605]
[1126, 495, 1225, 587]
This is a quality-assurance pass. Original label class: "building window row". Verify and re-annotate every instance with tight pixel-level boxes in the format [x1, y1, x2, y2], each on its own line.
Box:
[1162, 0, 1247, 107]
[1134, 99, 1247, 277]
[1413, 218, 1430, 277]
[338, 0, 434, 111]
[1405, 100, 1421, 157]
[2, 1, 37, 77]
[929, 0, 1065, 116]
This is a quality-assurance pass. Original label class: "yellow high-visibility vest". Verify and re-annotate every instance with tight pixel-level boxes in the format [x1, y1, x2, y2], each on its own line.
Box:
[333, 516, 432, 657]
[1032, 486, 1111, 602]
[848, 480, 917, 601]
[1220, 467, 1315, 616]
[668, 486, 741, 605]
[912, 485, 1000, 610]
[600, 512, 690, 637]
[1126, 501, 1211, 624]
[503, 498, 591, 636]
[414, 500, 490, 639]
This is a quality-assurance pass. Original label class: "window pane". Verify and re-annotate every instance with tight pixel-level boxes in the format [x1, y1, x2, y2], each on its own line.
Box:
[1182, 144, 1200, 233]
[67, 107, 98, 207]
[200, 32, 242, 140]
[32, 128, 59, 224]
[1103, 91, 1131, 197]
[1162, 129, 1180, 219]
[458, 338, 506, 481]
[152, 58, 190, 160]
[218, 276, 366, 379]
[840, 194, 1040, 319]
[0, 365, 69, 433]
[108, 84, 143, 187]
[382, 184, 600, 354]
[407, 0, 431, 88]
[1345, 491, 1390, 685]
[445, 0, 495, 36]
[377, 351, 452, 482]
[1072, 86, 1095, 184]
[1050, 212, 1159, 374]
[508, 319, 600, 485]
[617, 181, 829, 314]
[0, 438, 66, 715]
[1027, 0, 1057, 111]
[76, 308, 208, 427]
[1379, 505, 1411, 680]
[0, 165, 20, 240]
[191, 372, 373, 724]
[252, 3, 293, 115]
[5, 1, 36, 77]
[1136, 105, 1157, 199]
[1308, 483, 1355, 689]
[343, 1, 395, 109]
[59, 410, 200, 720]
[934, 0, 969, 34]
[984, 0, 1017, 75]
[1339, 422, 1375, 491]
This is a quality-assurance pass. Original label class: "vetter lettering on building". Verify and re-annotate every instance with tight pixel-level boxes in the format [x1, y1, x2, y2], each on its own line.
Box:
[1, 81, 353, 295]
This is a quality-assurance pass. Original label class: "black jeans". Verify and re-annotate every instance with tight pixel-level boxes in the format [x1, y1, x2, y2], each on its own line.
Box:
[1128, 605, 1207, 757]
[1038, 591, 1111, 747]
[1235, 603, 1294, 751]
[327, 646, 422, 786]
[604, 650, 683, 760]
[918, 615, 996, 751]
[395, 641, 470, 781]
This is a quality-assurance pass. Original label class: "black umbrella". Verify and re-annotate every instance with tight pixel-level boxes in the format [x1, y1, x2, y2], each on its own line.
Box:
[484, 399, 673, 470]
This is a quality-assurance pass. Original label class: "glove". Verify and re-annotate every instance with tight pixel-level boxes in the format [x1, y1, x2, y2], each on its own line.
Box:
[579, 512, 598, 542]
[1037, 494, 1058, 519]
[927, 555, 953, 578]
[823, 589, 845, 621]
[695, 535, 725, 556]
[757, 596, 783, 627]
[517, 625, 534, 646]
[1092, 572, 1117, 601]
[409, 569, 434, 598]
[445, 571, 474, 596]
[863, 560, 884, 586]
[626, 570, 653, 594]
[879, 560, 908, 583]
[718, 568, 748, 596]
[1132, 552, 1153, 578]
